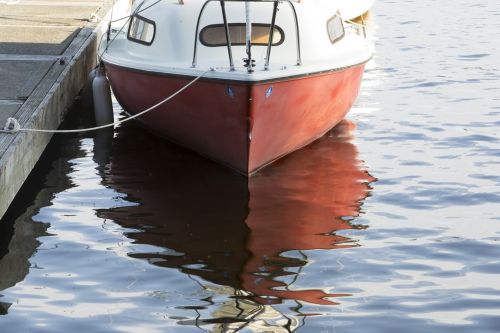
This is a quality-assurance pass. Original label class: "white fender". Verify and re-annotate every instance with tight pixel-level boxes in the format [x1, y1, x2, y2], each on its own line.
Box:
[92, 67, 114, 127]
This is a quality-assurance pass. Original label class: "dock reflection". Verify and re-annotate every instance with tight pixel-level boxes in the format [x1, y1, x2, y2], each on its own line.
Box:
[98, 119, 374, 308]
[0, 134, 80, 315]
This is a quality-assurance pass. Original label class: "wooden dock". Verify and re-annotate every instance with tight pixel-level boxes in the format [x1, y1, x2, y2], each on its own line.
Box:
[0, 0, 114, 220]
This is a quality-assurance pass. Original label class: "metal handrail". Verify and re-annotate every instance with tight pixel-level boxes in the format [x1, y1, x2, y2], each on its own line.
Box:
[191, 0, 302, 70]
[344, 18, 367, 39]
[287, 0, 301, 65]
[264, 1, 278, 70]
[220, 1, 235, 70]
[191, 0, 211, 68]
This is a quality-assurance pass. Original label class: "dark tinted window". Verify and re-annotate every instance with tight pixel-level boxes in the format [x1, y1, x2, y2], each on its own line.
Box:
[200, 23, 284, 47]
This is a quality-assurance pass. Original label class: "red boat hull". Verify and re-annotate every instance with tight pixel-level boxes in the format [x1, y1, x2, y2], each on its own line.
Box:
[104, 63, 366, 175]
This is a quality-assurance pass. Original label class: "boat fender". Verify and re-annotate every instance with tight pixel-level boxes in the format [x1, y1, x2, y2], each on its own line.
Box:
[93, 125, 114, 166]
[92, 67, 114, 127]
[79, 67, 97, 111]
[88, 67, 97, 85]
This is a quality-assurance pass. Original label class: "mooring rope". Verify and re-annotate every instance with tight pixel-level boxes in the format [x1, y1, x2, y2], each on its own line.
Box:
[0, 71, 207, 134]
[0, 0, 184, 135]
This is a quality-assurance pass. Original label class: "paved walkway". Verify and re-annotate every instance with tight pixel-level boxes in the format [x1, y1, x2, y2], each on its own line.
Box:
[0, 0, 113, 220]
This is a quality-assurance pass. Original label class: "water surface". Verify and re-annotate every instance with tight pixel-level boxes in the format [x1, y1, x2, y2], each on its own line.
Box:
[1, 0, 500, 332]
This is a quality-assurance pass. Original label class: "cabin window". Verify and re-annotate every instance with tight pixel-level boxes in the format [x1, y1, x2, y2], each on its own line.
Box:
[127, 14, 156, 45]
[200, 23, 284, 47]
[326, 12, 344, 44]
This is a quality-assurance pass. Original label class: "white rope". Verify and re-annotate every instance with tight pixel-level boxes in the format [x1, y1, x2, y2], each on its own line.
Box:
[1, 0, 176, 135]
[1, 71, 208, 134]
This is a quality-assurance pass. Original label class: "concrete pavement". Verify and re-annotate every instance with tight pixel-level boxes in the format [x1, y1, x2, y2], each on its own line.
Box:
[0, 0, 114, 220]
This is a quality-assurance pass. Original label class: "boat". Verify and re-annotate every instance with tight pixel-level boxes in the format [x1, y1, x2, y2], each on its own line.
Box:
[100, 0, 372, 175]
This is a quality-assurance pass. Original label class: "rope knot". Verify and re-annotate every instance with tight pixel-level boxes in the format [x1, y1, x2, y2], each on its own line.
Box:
[1, 117, 21, 134]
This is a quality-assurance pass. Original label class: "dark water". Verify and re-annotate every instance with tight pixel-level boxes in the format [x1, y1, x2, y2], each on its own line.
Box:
[2, 0, 500, 331]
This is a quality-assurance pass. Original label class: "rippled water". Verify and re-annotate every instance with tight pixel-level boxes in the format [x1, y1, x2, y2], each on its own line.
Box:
[2, 0, 500, 331]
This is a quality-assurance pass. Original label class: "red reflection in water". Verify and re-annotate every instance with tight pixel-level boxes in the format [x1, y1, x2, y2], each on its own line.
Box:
[97, 120, 374, 306]
[243, 121, 374, 304]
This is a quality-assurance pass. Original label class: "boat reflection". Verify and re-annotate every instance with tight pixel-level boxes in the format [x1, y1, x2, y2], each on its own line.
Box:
[244, 121, 374, 305]
[98, 119, 374, 310]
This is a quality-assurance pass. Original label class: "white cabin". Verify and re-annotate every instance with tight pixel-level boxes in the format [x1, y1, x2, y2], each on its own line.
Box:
[102, 0, 372, 81]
